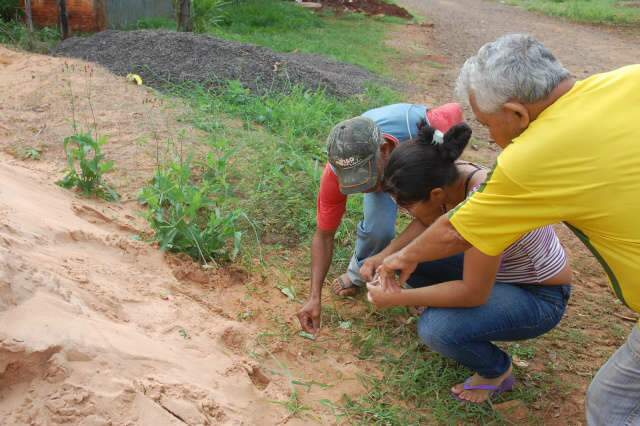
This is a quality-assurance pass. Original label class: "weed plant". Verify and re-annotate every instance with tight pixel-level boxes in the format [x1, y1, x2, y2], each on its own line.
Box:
[139, 156, 242, 264]
[193, 0, 230, 32]
[0, 19, 60, 52]
[57, 133, 119, 201]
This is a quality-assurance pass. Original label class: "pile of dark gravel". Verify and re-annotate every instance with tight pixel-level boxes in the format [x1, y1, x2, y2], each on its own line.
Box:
[53, 30, 386, 97]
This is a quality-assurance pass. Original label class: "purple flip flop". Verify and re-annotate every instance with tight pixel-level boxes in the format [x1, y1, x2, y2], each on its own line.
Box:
[451, 374, 515, 403]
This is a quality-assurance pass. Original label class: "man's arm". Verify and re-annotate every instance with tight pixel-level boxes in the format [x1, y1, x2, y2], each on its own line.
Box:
[297, 228, 336, 334]
[298, 163, 346, 334]
[379, 214, 471, 286]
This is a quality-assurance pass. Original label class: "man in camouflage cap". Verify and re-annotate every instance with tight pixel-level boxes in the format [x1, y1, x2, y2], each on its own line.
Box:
[297, 103, 464, 335]
[327, 116, 385, 194]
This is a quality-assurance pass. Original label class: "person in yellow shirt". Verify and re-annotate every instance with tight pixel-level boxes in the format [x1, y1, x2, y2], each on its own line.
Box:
[370, 34, 640, 424]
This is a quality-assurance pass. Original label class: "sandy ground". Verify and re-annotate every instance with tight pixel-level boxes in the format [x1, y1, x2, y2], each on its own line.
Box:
[2, 3, 639, 423]
[0, 45, 374, 426]
[0, 47, 300, 425]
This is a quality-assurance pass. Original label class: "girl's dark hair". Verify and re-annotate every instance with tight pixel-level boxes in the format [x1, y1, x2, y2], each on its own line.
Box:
[382, 120, 472, 206]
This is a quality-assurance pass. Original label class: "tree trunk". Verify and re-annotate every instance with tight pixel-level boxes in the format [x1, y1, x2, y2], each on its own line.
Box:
[24, 0, 33, 32]
[58, 0, 70, 40]
[177, 0, 193, 32]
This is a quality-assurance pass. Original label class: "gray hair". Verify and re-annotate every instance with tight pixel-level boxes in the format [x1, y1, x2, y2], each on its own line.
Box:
[455, 34, 570, 112]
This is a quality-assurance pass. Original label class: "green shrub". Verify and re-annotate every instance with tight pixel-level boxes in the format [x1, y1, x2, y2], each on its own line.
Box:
[57, 133, 119, 201]
[139, 158, 242, 264]
[0, 0, 19, 21]
[193, 0, 229, 32]
[0, 20, 60, 52]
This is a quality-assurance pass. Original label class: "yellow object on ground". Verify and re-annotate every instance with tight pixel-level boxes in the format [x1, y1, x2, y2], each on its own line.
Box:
[126, 73, 143, 85]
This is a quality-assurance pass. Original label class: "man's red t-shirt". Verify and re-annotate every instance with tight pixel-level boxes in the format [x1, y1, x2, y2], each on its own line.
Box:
[316, 103, 464, 231]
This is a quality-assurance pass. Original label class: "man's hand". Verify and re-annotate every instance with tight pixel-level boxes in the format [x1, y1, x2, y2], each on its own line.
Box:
[360, 254, 385, 282]
[366, 282, 401, 308]
[378, 249, 418, 288]
[297, 299, 322, 335]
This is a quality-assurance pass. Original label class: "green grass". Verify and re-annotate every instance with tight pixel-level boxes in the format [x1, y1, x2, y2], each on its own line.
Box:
[330, 306, 549, 425]
[0, 19, 60, 52]
[505, 0, 640, 25]
[171, 80, 398, 252]
[153, 5, 540, 422]
[208, 0, 403, 74]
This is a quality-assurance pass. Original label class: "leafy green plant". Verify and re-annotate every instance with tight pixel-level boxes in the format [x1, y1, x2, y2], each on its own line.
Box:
[57, 133, 119, 201]
[139, 158, 242, 264]
[21, 146, 42, 160]
[193, 0, 229, 32]
[10, 144, 42, 160]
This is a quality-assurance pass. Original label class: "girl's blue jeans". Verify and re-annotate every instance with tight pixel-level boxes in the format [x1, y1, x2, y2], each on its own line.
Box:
[408, 254, 571, 379]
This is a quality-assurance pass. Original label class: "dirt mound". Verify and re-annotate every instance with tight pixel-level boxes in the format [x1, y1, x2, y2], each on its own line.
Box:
[53, 30, 383, 97]
[321, 0, 413, 18]
[0, 46, 293, 426]
[0, 157, 297, 424]
[0, 45, 369, 425]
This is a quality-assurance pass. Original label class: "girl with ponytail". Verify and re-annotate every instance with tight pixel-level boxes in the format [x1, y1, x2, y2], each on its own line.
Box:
[362, 121, 572, 404]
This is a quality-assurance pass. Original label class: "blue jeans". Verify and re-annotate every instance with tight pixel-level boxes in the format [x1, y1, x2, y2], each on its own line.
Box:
[586, 326, 640, 425]
[347, 191, 397, 286]
[410, 255, 571, 378]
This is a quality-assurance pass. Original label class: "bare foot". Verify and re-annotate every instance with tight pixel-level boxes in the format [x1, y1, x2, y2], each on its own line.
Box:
[451, 365, 513, 403]
[331, 273, 358, 297]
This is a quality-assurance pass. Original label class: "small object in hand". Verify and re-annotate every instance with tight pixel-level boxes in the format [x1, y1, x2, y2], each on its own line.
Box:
[367, 274, 381, 287]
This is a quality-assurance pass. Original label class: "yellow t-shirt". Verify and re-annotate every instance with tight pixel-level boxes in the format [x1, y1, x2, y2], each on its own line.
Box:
[450, 65, 640, 312]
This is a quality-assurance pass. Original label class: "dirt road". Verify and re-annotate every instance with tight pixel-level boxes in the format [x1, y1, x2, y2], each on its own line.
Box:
[398, 0, 640, 102]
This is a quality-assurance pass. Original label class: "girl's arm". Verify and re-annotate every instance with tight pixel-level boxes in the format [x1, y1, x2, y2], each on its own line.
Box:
[367, 248, 501, 308]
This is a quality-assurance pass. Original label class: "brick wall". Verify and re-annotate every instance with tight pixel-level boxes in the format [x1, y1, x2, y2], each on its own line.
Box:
[21, 0, 107, 32]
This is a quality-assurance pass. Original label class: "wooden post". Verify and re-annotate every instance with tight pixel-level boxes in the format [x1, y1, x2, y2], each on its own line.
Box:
[177, 0, 193, 32]
[58, 0, 70, 39]
[24, 0, 33, 32]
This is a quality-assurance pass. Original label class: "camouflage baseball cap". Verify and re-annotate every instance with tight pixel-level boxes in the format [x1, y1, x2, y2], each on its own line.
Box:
[327, 116, 384, 195]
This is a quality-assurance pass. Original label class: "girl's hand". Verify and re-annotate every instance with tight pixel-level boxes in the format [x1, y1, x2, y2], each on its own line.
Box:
[366, 281, 401, 308]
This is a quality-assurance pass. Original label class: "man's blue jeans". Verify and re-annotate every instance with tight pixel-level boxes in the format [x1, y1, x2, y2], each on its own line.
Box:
[347, 191, 397, 286]
[409, 254, 571, 378]
[586, 325, 640, 425]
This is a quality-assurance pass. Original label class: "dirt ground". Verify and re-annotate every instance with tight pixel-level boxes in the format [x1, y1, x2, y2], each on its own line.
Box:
[389, 0, 640, 423]
[0, 46, 375, 425]
[1, 1, 640, 424]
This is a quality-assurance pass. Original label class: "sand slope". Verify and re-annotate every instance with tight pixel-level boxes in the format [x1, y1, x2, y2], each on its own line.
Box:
[0, 158, 289, 424]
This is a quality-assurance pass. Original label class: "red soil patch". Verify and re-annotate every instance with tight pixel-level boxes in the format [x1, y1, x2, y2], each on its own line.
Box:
[320, 0, 413, 19]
